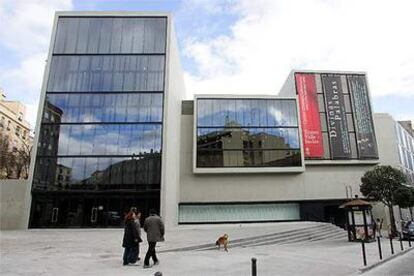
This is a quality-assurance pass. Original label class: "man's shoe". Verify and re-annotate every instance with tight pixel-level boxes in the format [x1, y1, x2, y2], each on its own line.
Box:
[154, 261, 160, 266]
[143, 264, 152, 269]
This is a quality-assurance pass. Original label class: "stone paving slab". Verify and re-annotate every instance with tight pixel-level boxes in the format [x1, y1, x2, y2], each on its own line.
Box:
[1, 223, 412, 276]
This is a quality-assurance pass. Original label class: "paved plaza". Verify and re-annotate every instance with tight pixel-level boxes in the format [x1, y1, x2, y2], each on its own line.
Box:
[1, 222, 413, 276]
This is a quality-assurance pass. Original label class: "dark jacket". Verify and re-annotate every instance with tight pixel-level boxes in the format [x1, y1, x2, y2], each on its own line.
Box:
[122, 219, 140, 248]
[143, 214, 165, 242]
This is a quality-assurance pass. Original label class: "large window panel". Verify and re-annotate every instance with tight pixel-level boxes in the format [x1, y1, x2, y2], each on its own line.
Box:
[197, 127, 300, 150]
[54, 17, 167, 54]
[38, 124, 162, 156]
[197, 99, 298, 128]
[196, 98, 302, 169]
[47, 55, 165, 92]
[32, 155, 161, 190]
[196, 149, 301, 168]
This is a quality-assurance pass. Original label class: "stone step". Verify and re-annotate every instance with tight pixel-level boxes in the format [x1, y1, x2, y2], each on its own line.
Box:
[287, 231, 348, 244]
[159, 222, 347, 253]
[228, 226, 340, 248]
[159, 223, 326, 253]
[200, 224, 345, 250]
[250, 227, 345, 247]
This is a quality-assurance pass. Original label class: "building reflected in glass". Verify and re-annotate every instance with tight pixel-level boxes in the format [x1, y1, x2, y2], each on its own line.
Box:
[196, 98, 302, 168]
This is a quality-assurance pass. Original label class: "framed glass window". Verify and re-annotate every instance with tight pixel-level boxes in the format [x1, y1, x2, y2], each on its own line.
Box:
[195, 97, 303, 172]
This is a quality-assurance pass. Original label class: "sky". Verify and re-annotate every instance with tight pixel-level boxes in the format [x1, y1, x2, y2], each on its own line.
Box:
[0, 0, 413, 129]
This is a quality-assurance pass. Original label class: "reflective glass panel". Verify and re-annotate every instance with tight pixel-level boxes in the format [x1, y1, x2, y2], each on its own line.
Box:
[43, 93, 163, 123]
[196, 98, 301, 168]
[54, 17, 167, 54]
[197, 128, 300, 150]
[197, 99, 298, 127]
[32, 154, 161, 190]
[196, 149, 301, 168]
[37, 124, 162, 156]
[47, 55, 165, 92]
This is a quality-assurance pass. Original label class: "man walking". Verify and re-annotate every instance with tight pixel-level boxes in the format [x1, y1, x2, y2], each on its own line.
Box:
[143, 209, 165, 269]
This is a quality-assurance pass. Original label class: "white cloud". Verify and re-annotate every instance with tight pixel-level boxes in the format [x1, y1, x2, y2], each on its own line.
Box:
[0, 0, 73, 128]
[183, 0, 414, 100]
[0, 0, 72, 56]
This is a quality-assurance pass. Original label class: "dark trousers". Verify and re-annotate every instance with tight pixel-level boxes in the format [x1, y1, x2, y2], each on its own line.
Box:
[123, 246, 139, 264]
[144, 242, 158, 265]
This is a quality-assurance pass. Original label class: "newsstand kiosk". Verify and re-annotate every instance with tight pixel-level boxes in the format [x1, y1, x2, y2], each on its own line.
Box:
[340, 196, 375, 242]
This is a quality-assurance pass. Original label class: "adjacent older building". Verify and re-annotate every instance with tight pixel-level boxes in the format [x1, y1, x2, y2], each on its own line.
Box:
[0, 90, 32, 178]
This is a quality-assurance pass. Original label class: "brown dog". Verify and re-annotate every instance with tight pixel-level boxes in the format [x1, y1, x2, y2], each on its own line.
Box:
[215, 234, 229, 251]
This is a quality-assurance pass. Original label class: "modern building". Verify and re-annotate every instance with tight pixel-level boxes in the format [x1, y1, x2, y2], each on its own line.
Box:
[25, 12, 412, 229]
[372, 113, 414, 224]
[0, 90, 32, 178]
[177, 71, 380, 225]
[27, 12, 185, 228]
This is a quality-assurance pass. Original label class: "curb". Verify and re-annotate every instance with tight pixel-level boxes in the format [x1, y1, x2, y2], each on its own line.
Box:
[359, 246, 414, 274]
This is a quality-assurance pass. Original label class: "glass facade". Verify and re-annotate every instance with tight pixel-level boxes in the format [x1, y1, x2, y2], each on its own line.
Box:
[30, 16, 167, 228]
[196, 98, 302, 168]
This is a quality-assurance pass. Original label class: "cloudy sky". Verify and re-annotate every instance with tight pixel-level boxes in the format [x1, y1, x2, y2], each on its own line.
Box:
[0, 0, 413, 128]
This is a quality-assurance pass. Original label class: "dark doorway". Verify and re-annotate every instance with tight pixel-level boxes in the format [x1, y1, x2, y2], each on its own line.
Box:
[29, 192, 160, 228]
[324, 205, 346, 228]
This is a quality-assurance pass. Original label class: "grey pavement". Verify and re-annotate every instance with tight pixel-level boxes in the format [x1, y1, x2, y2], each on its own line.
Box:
[1, 223, 413, 276]
[362, 250, 414, 276]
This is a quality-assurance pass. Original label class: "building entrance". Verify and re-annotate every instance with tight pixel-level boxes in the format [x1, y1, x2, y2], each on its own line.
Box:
[29, 193, 160, 228]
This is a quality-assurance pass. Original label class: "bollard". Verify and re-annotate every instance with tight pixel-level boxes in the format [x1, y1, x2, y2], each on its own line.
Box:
[399, 234, 404, 251]
[361, 241, 367, 266]
[377, 237, 382, 260]
[251, 258, 257, 276]
[389, 235, 394, 255]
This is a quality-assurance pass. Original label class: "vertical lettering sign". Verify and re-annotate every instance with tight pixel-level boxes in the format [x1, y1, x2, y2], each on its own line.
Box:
[322, 75, 351, 159]
[347, 75, 378, 158]
[295, 74, 324, 158]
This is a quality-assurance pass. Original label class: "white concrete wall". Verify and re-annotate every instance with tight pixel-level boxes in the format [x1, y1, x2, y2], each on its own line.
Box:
[0, 179, 30, 229]
[179, 113, 376, 203]
[374, 113, 400, 167]
[160, 18, 186, 227]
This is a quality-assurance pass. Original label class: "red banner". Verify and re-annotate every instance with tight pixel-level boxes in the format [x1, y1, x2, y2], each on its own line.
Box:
[295, 74, 324, 158]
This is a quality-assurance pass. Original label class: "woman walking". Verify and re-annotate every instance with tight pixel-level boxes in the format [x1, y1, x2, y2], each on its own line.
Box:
[122, 211, 141, 265]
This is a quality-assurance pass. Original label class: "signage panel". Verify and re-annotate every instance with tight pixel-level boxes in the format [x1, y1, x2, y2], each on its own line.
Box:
[295, 74, 324, 158]
[322, 74, 351, 159]
[347, 75, 378, 158]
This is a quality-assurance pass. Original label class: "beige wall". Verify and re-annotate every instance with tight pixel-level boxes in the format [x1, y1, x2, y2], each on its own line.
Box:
[160, 19, 186, 227]
[374, 113, 400, 167]
[179, 113, 376, 203]
[0, 179, 30, 229]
